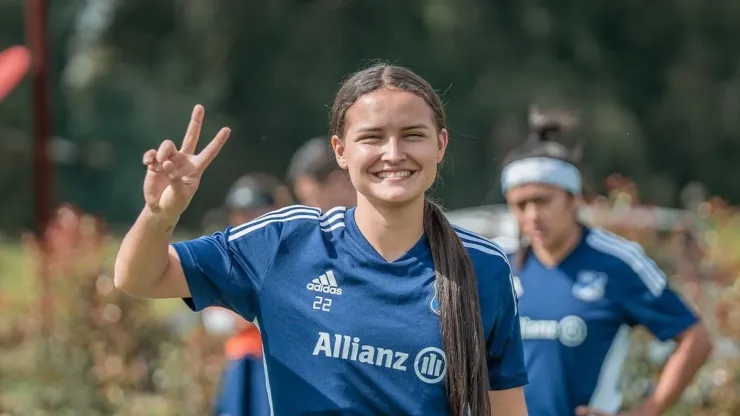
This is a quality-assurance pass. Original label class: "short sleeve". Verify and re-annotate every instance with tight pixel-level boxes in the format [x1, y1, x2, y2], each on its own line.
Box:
[617, 247, 699, 342]
[171, 217, 282, 321]
[487, 262, 529, 390]
[491, 236, 520, 273]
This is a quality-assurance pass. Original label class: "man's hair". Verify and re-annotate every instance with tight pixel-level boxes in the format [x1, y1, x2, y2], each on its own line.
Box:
[286, 136, 338, 186]
[225, 173, 283, 211]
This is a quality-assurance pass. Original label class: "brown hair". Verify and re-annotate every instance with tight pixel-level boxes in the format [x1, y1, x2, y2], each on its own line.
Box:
[501, 106, 581, 167]
[330, 63, 490, 416]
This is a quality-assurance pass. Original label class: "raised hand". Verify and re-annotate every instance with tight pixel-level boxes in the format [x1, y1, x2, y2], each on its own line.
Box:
[142, 104, 230, 220]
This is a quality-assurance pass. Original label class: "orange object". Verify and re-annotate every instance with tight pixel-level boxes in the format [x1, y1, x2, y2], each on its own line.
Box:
[0, 45, 31, 102]
[224, 325, 264, 361]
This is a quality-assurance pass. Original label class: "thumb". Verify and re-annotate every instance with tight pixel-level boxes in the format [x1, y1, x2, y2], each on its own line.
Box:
[156, 175, 192, 219]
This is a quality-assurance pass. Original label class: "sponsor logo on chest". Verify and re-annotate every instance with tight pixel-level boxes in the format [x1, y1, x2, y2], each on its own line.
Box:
[312, 332, 446, 384]
[520, 315, 588, 347]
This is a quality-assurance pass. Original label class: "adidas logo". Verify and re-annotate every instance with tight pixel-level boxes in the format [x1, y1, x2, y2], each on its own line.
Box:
[306, 270, 343, 295]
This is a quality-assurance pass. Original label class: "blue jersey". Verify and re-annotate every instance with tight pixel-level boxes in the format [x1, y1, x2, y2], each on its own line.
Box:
[499, 227, 698, 416]
[172, 205, 528, 415]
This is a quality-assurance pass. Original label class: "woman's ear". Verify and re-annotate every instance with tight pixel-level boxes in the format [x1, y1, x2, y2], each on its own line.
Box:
[331, 135, 348, 170]
[437, 128, 449, 164]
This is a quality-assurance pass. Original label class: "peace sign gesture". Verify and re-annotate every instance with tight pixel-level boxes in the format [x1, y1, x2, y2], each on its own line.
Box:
[142, 105, 231, 220]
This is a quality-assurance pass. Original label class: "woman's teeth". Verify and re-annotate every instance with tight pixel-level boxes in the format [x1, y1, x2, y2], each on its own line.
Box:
[376, 171, 412, 179]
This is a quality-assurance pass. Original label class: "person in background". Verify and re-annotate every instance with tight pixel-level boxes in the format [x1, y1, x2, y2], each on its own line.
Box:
[205, 173, 291, 416]
[224, 173, 293, 224]
[497, 108, 712, 416]
[286, 136, 356, 209]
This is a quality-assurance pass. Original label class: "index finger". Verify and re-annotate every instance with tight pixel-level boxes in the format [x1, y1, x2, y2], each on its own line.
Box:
[196, 127, 231, 171]
[180, 104, 205, 154]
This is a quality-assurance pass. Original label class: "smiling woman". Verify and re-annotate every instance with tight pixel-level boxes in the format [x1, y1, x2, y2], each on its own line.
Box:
[114, 63, 528, 416]
[331, 87, 445, 208]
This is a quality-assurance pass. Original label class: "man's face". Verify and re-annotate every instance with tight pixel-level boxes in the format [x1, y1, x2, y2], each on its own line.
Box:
[293, 170, 356, 210]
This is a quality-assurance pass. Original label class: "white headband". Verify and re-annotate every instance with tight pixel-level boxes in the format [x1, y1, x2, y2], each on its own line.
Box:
[501, 157, 582, 194]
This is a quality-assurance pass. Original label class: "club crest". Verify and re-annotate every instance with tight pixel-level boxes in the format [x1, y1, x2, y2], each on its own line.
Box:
[572, 270, 608, 302]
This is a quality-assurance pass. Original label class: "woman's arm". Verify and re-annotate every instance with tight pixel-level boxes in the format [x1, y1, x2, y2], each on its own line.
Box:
[113, 104, 230, 299]
[633, 322, 712, 415]
[114, 207, 189, 298]
[489, 388, 528, 416]
[576, 323, 711, 416]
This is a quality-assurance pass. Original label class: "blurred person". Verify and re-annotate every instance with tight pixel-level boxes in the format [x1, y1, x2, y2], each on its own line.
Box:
[498, 108, 712, 416]
[204, 304, 269, 416]
[286, 136, 356, 209]
[204, 173, 291, 416]
[114, 63, 528, 415]
[224, 173, 293, 225]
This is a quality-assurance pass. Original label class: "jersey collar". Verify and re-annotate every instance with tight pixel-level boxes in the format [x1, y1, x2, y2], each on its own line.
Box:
[344, 206, 430, 265]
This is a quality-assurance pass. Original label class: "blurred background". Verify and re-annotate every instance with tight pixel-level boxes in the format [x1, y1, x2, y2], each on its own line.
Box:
[1, 1, 740, 415]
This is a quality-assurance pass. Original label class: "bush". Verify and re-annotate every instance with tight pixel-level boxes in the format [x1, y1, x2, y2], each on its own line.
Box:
[0, 205, 225, 416]
[597, 180, 740, 415]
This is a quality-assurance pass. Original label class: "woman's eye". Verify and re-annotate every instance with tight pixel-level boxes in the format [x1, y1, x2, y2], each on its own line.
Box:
[360, 136, 381, 142]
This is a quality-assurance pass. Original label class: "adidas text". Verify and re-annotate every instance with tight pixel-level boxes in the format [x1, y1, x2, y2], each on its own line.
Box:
[307, 270, 343, 295]
[306, 282, 343, 295]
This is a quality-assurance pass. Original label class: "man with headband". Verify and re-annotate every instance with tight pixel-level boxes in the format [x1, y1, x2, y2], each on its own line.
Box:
[497, 108, 711, 416]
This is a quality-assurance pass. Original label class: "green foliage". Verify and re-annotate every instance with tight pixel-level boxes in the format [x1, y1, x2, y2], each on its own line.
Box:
[3, 2, 740, 230]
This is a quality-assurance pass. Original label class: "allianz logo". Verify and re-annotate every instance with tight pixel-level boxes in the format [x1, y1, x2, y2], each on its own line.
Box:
[520, 315, 588, 347]
[312, 332, 446, 384]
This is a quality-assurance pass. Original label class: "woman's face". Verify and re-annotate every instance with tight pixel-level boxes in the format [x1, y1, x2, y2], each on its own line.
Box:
[506, 183, 581, 249]
[331, 88, 447, 208]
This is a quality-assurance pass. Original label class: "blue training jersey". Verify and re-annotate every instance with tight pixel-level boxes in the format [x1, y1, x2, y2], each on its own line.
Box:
[498, 226, 698, 416]
[172, 205, 528, 415]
